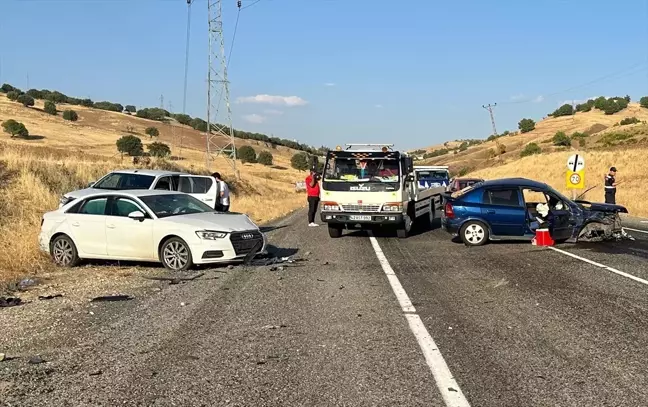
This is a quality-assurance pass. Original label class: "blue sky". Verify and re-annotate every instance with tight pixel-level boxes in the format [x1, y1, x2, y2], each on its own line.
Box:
[2, 0, 648, 150]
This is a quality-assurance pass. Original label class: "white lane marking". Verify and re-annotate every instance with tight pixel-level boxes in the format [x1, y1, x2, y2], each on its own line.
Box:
[548, 246, 648, 287]
[624, 227, 648, 234]
[368, 235, 471, 407]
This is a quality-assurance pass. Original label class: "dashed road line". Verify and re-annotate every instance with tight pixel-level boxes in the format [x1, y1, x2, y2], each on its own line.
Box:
[548, 246, 648, 287]
[624, 227, 648, 235]
[368, 234, 471, 407]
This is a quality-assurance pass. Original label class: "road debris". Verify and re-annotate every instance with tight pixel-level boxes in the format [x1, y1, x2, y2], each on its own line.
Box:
[142, 272, 204, 285]
[90, 294, 133, 302]
[89, 369, 103, 376]
[28, 356, 46, 365]
[0, 353, 5, 362]
[0, 296, 22, 308]
[262, 324, 287, 330]
[38, 294, 64, 301]
[18, 278, 37, 290]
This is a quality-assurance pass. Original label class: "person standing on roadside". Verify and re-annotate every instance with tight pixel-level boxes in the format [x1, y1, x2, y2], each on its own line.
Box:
[604, 166, 618, 204]
[305, 169, 321, 227]
[212, 172, 230, 212]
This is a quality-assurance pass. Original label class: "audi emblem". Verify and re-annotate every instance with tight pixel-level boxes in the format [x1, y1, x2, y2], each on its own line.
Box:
[242, 233, 254, 240]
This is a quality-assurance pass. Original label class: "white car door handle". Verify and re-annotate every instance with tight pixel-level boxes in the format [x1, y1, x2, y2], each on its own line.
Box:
[71, 222, 80, 227]
[205, 198, 214, 201]
[107, 224, 116, 229]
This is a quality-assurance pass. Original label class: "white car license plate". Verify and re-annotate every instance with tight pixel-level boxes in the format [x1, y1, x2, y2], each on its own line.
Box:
[349, 215, 372, 221]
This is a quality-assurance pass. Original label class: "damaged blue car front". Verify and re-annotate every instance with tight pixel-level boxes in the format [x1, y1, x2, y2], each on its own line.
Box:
[442, 177, 633, 246]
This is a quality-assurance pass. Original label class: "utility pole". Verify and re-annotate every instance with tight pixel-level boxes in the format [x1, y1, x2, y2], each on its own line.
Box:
[206, 0, 239, 179]
[26, 72, 29, 90]
[168, 101, 176, 159]
[160, 94, 164, 109]
[482, 103, 498, 137]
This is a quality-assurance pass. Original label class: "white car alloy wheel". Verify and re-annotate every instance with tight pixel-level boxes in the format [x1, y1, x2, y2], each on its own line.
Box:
[461, 221, 488, 246]
[51, 235, 80, 267]
[161, 238, 193, 272]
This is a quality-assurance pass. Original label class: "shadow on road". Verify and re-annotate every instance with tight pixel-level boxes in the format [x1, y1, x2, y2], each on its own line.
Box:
[260, 224, 289, 233]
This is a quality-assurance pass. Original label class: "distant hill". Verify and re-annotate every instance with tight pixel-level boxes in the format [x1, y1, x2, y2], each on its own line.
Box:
[417, 102, 648, 175]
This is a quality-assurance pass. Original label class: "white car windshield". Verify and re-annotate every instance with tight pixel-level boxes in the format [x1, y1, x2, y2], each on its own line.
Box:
[140, 194, 214, 218]
[94, 173, 156, 190]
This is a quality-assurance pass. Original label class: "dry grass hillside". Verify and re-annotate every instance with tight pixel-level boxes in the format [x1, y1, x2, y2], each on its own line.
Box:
[417, 102, 648, 217]
[0, 93, 310, 284]
[470, 147, 648, 217]
[420, 102, 648, 173]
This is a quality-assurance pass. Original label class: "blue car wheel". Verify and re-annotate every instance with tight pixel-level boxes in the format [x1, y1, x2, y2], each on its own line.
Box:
[460, 220, 489, 246]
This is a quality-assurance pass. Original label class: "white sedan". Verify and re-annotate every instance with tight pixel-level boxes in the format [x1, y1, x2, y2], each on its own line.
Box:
[39, 190, 267, 271]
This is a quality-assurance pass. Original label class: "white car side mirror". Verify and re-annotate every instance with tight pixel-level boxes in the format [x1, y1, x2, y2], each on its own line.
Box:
[128, 210, 146, 221]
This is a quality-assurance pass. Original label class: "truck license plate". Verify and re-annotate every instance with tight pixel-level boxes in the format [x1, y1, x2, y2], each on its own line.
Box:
[349, 215, 372, 221]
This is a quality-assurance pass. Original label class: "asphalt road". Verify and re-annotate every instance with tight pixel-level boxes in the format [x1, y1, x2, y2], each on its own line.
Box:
[2, 211, 648, 406]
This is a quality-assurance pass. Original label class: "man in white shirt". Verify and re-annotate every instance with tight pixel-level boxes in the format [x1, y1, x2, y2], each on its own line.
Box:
[211, 172, 230, 212]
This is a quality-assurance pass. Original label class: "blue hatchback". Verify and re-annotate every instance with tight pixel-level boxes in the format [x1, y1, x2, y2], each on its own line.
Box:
[442, 177, 628, 246]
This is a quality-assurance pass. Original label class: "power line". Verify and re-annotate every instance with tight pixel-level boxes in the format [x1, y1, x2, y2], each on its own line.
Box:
[502, 61, 648, 105]
[241, 0, 263, 10]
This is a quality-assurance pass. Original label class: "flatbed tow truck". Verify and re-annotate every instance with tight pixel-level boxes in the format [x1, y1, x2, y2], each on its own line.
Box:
[319, 144, 445, 238]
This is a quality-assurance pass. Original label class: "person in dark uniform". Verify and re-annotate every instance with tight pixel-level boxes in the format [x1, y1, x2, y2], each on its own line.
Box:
[604, 166, 618, 204]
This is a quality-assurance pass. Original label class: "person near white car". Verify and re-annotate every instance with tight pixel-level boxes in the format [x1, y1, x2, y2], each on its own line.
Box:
[40, 190, 266, 271]
[211, 172, 230, 212]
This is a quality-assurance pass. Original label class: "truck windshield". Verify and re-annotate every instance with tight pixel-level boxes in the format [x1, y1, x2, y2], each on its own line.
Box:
[324, 156, 400, 183]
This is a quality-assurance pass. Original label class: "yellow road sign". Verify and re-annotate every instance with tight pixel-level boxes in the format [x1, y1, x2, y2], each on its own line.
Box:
[566, 169, 585, 189]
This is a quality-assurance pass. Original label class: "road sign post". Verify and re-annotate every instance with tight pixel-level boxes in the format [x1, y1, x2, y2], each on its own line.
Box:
[566, 154, 585, 195]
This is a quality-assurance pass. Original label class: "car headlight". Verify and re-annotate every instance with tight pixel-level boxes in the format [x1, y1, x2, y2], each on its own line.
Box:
[196, 230, 228, 240]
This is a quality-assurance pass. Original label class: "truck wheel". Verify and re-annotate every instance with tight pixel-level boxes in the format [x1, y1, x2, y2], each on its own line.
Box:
[459, 221, 489, 246]
[397, 215, 413, 239]
[328, 225, 342, 238]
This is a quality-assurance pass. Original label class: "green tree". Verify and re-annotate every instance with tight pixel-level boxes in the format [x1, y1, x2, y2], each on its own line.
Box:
[237, 145, 257, 163]
[46, 91, 68, 104]
[6, 91, 20, 101]
[0, 83, 16, 93]
[44, 101, 57, 115]
[172, 113, 192, 126]
[257, 151, 274, 166]
[26, 89, 44, 99]
[550, 104, 574, 118]
[125, 105, 137, 113]
[79, 98, 94, 107]
[145, 127, 160, 138]
[93, 101, 124, 112]
[619, 117, 640, 126]
[116, 135, 144, 156]
[552, 131, 571, 147]
[136, 107, 168, 121]
[62, 110, 79, 121]
[640, 96, 648, 109]
[148, 141, 171, 158]
[518, 118, 536, 133]
[16, 94, 35, 107]
[520, 143, 542, 157]
[2, 119, 29, 138]
[291, 152, 309, 171]
[190, 117, 208, 131]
